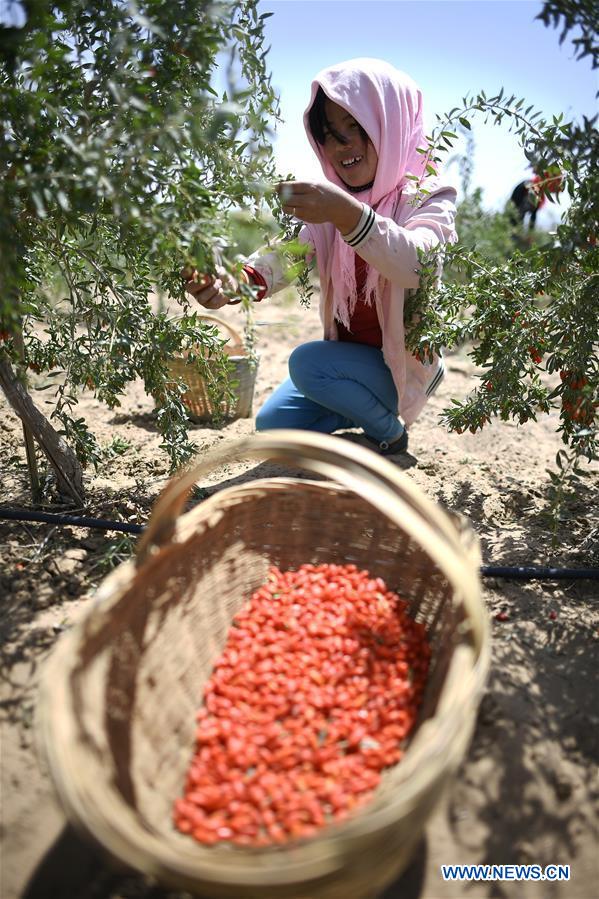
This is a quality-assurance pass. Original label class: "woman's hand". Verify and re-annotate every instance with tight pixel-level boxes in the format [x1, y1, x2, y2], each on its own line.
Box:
[277, 181, 363, 235]
[181, 266, 243, 310]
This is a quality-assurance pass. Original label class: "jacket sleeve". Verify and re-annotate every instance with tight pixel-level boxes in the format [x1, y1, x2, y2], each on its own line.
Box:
[342, 187, 457, 288]
[244, 226, 315, 298]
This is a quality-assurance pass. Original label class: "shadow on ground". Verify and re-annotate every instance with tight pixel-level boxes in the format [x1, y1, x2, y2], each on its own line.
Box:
[21, 825, 428, 899]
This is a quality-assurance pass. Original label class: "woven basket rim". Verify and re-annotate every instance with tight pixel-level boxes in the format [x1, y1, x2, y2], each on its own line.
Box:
[137, 433, 484, 614]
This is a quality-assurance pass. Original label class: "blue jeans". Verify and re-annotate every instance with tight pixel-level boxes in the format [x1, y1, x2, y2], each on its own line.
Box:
[255, 340, 404, 443]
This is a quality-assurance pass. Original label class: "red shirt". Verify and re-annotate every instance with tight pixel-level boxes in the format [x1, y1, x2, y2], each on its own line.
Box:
[245, 255, 383, 348]
[336, 254, 382, 348]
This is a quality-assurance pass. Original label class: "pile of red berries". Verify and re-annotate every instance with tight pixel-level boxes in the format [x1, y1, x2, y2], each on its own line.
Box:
[173, 563, 430, 847]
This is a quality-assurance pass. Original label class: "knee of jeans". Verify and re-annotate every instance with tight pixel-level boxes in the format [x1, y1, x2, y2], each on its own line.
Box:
[288, 341, 321, 390]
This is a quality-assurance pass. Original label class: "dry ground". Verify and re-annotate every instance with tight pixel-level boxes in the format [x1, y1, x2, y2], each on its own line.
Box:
[1, 290, 598, 899]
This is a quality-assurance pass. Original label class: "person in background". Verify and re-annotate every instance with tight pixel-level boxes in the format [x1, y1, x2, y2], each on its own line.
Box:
[184, 58, 457, 456]
[509, 168, 563, 231]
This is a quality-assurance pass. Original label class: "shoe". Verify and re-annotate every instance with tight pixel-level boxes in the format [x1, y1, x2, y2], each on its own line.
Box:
[365, 429, 408, 456]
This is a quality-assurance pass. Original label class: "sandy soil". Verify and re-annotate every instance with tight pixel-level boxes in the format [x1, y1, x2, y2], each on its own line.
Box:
[1, 289, 598, 899]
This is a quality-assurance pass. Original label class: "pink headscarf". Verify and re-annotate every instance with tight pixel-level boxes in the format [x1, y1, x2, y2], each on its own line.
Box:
[303, 58, 430, 328]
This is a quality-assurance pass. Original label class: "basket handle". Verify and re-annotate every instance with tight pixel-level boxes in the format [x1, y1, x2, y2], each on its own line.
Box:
[194, 312, 245, 350]
[135, 431, 480, 611]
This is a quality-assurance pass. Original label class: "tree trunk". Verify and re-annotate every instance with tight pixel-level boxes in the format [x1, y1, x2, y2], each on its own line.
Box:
[0, 356, 85, 505]
[12, 325, 42, 501]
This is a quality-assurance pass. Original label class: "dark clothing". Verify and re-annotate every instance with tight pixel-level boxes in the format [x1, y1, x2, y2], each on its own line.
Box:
[510, 180, 542, 230]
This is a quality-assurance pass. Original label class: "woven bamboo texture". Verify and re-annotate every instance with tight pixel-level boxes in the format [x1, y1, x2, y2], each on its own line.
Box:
[37, 431, 490, 899]
[168, 313, 257, 422]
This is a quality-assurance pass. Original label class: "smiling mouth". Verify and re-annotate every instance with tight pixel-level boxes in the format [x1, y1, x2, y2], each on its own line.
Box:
[340, 155, 363, 168]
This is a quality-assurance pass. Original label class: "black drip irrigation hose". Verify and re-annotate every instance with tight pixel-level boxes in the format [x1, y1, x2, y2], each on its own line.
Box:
[0, 507, 144, 535]
[480, 565, 598, 581]
[1, 508, 598, 581]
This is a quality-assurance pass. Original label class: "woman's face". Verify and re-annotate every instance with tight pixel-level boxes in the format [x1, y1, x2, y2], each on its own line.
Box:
[321, 98, 378, 189]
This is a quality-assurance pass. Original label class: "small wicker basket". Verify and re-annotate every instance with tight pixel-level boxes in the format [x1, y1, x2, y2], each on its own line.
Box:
[37, 431, 489, 899]
[168, 313, 257, 422]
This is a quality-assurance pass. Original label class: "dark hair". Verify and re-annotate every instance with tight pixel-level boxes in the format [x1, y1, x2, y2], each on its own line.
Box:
[308, 85, 369, 146]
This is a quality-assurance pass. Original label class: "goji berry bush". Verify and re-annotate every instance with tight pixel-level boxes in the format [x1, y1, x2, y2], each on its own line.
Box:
[403, 1, 597, 515]
[174, 563, 430, 846]
[0, 0, 278, 471]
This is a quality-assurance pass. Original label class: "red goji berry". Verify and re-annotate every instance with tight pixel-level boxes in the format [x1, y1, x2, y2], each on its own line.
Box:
[174, 562, 430, 847]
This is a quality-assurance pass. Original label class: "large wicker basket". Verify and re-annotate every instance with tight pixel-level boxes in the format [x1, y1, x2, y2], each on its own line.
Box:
[168, 313, 257, 422]
[37, 431, 490, 899]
